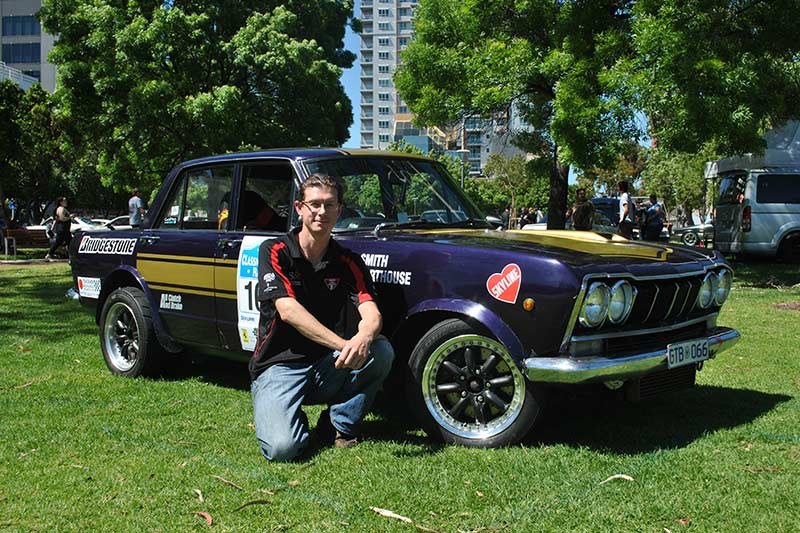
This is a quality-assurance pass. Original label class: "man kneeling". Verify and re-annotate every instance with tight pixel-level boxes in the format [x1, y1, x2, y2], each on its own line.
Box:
[250, 174, 394, 461]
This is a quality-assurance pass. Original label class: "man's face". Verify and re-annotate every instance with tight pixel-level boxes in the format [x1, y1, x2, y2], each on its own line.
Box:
[577, 189, 586, 201]
[296, 185, 341, 234]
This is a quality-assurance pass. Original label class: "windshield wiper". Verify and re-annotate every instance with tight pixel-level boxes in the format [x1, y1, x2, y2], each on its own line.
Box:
[372, 218, 492, 236]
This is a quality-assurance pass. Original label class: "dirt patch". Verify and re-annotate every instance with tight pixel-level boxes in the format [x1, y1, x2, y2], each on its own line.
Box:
[773, 301, 800, 311]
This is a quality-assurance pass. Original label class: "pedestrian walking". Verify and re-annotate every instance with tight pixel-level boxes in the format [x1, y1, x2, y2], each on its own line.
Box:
[129, 188, 145, 227]
[45, 197, 71, 261]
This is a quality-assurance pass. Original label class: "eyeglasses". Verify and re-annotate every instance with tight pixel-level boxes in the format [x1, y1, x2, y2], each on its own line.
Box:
[300, 200, 340, 212]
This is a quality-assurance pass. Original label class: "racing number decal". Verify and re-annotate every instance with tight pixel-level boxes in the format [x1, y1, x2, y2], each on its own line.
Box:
[236, 236, 273, 351]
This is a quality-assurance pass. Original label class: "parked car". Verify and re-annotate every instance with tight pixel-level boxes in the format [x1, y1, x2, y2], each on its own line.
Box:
[672, 222, 714, 246]
[707, 122, 800, 260]
[69, 149, 740, 448]
[27, 215, 105, 235]
[104, 215, 133, 231]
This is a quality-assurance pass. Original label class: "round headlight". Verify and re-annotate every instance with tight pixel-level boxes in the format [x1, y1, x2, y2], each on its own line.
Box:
[715, 269, 732, 305]
[697, 272, 718, 309]
[580, 282, 610, 327]
[608, 280, 635, 324]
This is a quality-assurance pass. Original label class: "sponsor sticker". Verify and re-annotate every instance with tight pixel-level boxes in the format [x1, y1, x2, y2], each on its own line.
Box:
[159, 293, 183, 311]
[78, 236, 137, 255]
[77, 277, 101, 299]
[361, 252, 412, 286]
[237, 236, 274, 351]
[487, 263, 522, 304]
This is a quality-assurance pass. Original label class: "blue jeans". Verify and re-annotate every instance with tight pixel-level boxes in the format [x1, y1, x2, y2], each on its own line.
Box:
[251, 338, 395, 462]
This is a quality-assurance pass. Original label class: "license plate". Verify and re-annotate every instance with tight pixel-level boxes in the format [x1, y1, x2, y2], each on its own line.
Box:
[667, 338, 709, 369]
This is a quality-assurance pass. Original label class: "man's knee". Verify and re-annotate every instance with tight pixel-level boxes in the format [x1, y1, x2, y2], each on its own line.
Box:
[258, 434, 305, 462]
[369, 338, 395, 377]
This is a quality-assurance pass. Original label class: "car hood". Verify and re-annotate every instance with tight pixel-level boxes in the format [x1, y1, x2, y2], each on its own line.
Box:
[375, 228, 721, 270]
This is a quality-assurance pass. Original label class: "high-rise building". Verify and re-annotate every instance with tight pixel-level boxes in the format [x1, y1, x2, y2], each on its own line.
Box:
[0, 0, 56, 92]
[357, 0, 527, 174]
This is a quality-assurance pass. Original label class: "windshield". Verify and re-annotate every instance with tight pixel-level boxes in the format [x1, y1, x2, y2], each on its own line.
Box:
[302, 156, 485, 231]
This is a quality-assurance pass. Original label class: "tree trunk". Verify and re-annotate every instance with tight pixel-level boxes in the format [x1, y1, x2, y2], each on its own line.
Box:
[547, 145, 569, 229]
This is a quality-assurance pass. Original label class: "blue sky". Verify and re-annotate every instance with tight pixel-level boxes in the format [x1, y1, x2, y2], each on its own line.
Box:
[341, 25, 361, 149]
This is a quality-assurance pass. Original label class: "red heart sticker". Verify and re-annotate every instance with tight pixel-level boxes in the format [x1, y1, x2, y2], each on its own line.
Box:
[486, 263, 522, 304]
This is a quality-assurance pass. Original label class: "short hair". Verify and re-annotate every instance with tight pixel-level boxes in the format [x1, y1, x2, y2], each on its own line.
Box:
[617, 181, 629, 193]
[649, 194, 657, 202]
[577, 187, 586, 195]
[301, 173, 343, 204]
[56, 196, 66, 205]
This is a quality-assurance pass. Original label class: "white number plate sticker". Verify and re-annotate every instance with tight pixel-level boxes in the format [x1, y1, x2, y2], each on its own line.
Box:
[667, 338, 709, 369]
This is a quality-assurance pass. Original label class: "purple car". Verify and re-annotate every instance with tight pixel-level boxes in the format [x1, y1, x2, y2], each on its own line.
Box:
[69, 149, 740, 447]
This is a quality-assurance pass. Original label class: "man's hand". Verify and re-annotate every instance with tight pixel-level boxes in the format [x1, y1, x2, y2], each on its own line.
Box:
[335, 332, 373, 370]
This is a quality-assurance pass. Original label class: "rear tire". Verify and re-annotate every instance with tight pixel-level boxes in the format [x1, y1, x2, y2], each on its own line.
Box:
[99, 287, 164, 377]
[778, 232, 800, 262]
[406, 318, 543, 447]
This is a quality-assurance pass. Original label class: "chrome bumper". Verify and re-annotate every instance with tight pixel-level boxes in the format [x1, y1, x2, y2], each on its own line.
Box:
[523, 327, 740, 384]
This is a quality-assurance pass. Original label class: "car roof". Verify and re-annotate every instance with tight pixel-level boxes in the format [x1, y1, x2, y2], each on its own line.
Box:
[178, 148, 432, 168]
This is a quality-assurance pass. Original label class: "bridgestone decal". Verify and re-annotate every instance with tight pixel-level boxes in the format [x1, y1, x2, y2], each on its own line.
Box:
[78, 236, 137, 255]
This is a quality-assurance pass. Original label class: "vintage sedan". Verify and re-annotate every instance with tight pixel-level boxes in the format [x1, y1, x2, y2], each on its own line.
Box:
[69, 149, 740, 448]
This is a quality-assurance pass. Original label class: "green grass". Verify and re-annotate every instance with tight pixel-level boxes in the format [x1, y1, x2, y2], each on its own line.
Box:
[1, 263, 799, 531]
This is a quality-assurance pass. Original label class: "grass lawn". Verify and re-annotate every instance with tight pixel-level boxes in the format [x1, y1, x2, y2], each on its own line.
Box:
[1, 262, 799, 531]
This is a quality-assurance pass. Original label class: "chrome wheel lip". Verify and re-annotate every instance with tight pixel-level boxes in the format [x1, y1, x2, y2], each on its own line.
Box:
[421, 334, 526, 440]
[103, 301, 140, 372]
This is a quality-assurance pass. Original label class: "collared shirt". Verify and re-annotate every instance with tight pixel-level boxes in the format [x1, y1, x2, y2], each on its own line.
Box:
[129, 196, 143, 225]
[249, 227, 377, 380]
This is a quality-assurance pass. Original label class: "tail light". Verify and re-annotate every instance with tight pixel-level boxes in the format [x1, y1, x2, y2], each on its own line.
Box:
[742, 206, 751, 232]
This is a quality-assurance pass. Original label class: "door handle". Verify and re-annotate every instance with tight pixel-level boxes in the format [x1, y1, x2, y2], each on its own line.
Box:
[217, 238, 242, 249]
[138, 235, 160, 245]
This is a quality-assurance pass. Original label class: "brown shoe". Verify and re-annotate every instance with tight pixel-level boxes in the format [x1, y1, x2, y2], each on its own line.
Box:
[334, 431, 360, 449]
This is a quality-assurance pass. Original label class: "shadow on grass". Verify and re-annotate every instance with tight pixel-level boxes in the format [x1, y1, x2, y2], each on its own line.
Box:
[528, 384, 791, 454]
[729, 257, 800, 288]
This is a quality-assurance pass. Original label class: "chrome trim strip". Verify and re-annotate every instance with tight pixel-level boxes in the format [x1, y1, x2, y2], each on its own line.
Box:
[569, 313, 718, 342]
[663, 281, 681, 320]
[676, 280, 694, 317]
[558, 265, 732, 352]
[643, 283, 659, 323]
[525, 327, 739, 384]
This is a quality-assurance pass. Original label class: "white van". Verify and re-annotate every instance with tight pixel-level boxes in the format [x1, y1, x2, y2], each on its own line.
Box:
[706, 123, 800, 260]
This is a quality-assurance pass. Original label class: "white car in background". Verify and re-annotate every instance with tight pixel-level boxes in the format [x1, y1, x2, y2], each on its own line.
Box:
[104, 215, 133, 231]
[27, 215, 106, 234]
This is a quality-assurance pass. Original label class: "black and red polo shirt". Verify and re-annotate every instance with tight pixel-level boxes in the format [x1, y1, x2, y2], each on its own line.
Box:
[249, 227, 377, 380]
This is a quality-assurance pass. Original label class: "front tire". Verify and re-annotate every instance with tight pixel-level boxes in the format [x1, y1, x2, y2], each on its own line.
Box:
[682, 231, 698, 246]
[99, 287, 164, 377]
[778, 232, 800, 262]
[406, 319, 543, 447]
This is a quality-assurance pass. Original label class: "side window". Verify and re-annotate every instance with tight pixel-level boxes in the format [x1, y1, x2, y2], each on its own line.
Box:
[236, 163, 294, 232]
[756, 174, 800, 204]
[156, 166, 234, 230]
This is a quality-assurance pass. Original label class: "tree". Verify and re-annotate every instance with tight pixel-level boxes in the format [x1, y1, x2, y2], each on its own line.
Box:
[581, 142, 649, 196]
[394, 1, 638, 229]
[40, 0, 356, 193]
[640, 147, 718, 223]
[395, 0, 800, 228]
[0, 81, 24, 226]
[481, 154, 540, 225]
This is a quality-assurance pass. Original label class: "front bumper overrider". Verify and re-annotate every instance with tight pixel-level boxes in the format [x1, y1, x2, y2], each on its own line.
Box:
[523, 327, 740, 384]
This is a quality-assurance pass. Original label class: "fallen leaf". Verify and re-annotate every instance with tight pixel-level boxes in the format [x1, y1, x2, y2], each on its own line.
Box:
[193, 489, 204, 502]
[415, 525, 440, 532]
[463, 480, 472, 486]
[194, 511, 213, 525]
[664, 529, 673, 533]
[258, 489, 276, 495]
[235, 499, 272, 511]
[212, 474, 243, 490]
[744, 466, 782, 473]
[14, 381, 34, 389]
[676, 518, 691, 525]
[287, 480, 301, 487]
[475, 490, 484, 497]
[370, 506, 413, 524]
[599, 474, 634, 485]
[18, 449, 37, 459]
[17, 344, 32, 352]
[740, 441, 753, 451]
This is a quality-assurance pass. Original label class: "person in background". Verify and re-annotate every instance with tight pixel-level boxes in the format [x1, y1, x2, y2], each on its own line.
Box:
[500, 206, 510, 231]
[45, 197, 71, 261]
[617, 181, 634, 238]
[129, 188, 145, 227]
[569, 188, 595, 231]
[643, 194, 665, 241]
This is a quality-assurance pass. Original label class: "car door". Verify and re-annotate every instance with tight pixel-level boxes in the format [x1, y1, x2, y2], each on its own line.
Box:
[214, 159, 296, 353]
[714, 172, 747, 252]
[137, 164, 235, 348]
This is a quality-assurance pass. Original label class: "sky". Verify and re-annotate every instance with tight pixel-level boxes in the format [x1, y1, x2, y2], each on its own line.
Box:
[341, 24, 361, 149]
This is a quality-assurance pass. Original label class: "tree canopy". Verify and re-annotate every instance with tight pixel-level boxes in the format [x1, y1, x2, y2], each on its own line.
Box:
[395, 0, 800, 228]
[40, 0, 356, 193]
